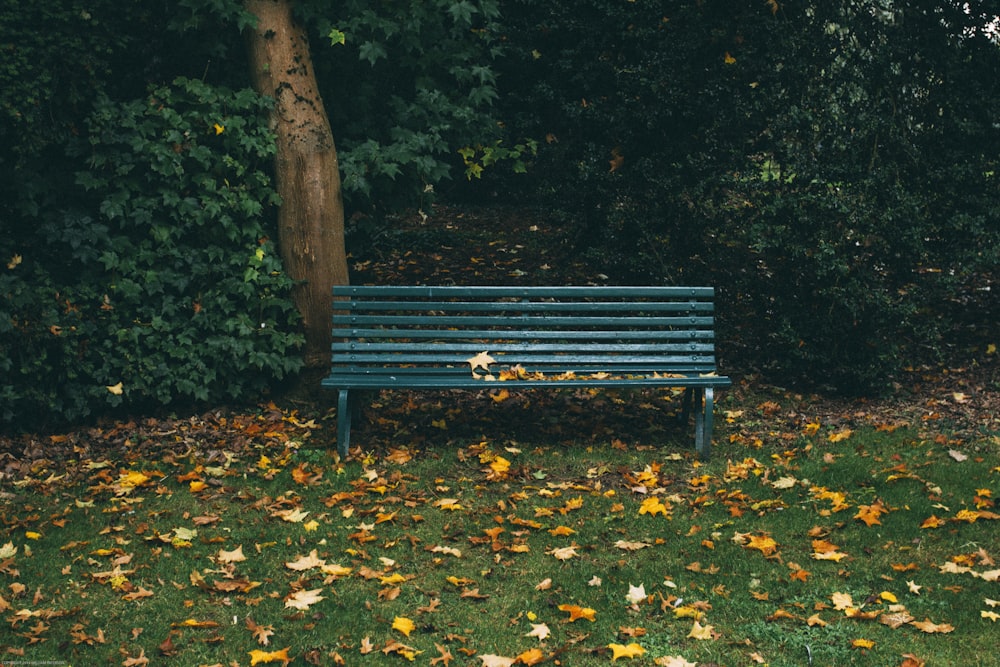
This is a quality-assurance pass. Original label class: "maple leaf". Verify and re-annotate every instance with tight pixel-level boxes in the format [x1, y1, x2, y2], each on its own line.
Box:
[625, 583, 647, 605]
[920, 515, 945, 529]
[744, 533, 779, 558]
[217, 545, 246, 564]
[284, 588, 325, 610]
[687, 620, 715, 640]
[360, 636, 375, 654]
[879, 611, 914, 629]
[851, 639, 875, 649]
[558, 603, 597, 622]
[615, 539, 651, 551]
[855, 500, 888, 526]
[526, 623, 551, 641]
[608, 643, 645, 660]
[654, 657, 696, 667]
[982, 610, 1000, 622]
[910, 618, 954, 633]
[392, 615, 416, 637]
[831, 592, 854, 610]
[638, 497, 669, 517]
[516, 648, 546, 665]
[286, 549, 325, 571]
[467, 351, 496, 373]
[547, 545, 579, 561]
[479, 655, 515, 667]
[249, 647, 292, 666]
[430, 643, 454, 666]
[246, 617, 274, 646]
[122, 648, 149, 666]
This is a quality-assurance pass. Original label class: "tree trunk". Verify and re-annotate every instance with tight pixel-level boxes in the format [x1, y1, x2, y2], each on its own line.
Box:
[244, 0, 348, 370]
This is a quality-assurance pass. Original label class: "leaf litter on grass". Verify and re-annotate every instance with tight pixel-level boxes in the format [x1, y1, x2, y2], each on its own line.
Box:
[0, 387, 997, 666]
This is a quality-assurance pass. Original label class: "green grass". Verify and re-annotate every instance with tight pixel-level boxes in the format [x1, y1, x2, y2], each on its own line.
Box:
[1, 393, 998, 667]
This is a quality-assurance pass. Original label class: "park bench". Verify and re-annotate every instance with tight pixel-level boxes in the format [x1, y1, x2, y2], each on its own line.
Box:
[322, 286, 731, 459]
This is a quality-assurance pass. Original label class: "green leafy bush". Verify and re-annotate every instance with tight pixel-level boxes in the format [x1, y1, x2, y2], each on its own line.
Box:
[0, 77, 301, 427]
[492, 0, 1000, 394]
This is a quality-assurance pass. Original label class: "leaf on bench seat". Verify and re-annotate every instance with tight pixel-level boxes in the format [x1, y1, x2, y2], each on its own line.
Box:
[466, 350, 496, 374]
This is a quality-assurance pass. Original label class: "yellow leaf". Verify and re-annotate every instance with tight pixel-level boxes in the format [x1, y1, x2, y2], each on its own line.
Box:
[851, 639, 875, 649]
[982, 610, 1000, 622]
[213, 123, 225, 135]
[828, 428, 853, 442]
[25, 531, 41, 540]
[548, 525, 576, 536]
[723, 51, 737, 64]
[6, 254, 22, 269]
[392, 616, 416, 637]
[687, 620, 714, 640]
[106, 382, 124, 395]
[188, 480, 207, 493]
[638, 497, 669, 517]
[879, 591, 898, 603]
[608, 643, 645, 660]
[248, 647, 291, 666]
[986, 343, 996, 355]
[558, 604, 597, 622]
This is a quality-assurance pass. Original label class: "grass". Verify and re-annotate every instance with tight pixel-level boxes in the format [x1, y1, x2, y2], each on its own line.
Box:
[0, 388, 998, 667]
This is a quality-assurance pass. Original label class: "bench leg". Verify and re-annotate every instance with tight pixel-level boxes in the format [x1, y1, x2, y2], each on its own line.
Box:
[695, 386, 715, 460]
[337, 389, 352, 459]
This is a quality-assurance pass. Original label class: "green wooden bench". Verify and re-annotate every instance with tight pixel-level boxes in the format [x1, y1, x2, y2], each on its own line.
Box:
[322, 286, 731, 459]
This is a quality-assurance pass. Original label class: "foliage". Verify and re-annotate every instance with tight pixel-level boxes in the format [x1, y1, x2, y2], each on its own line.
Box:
[493, 0, 1000, 393]
[304, 0, 505, 209]
[0, 387, 997, 665]
[0, 77, 301, 426]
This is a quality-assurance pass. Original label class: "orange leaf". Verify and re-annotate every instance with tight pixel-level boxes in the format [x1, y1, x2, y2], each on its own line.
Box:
[558, 604, 597, 622]
[516, 647, 546, 665]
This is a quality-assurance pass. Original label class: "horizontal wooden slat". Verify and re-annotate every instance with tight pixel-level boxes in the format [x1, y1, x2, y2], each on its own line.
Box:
[335, 285, 715, 299]
[322, 373, 725, 390]
[332, 328, 714, 340]
[339, 315, 715, 328]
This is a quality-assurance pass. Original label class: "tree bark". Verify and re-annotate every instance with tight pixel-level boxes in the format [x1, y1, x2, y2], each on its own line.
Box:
[244, 0, 348, 370]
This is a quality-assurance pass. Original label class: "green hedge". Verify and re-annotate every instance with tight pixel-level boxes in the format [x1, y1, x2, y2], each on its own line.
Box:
[0, 78, 302, 426]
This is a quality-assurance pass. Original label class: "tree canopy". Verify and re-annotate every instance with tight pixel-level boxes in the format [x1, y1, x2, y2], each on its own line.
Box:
[1, 0, 997, 426]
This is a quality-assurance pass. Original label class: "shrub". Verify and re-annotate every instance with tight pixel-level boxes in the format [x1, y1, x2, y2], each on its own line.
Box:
[0, 77, 302, 427]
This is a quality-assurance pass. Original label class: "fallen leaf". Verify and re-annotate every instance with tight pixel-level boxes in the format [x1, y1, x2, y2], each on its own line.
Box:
[910, 617, 954, 633]
[515, 647, 545, 665]
[687, 620, 714, 640]
[608, 643, 645, 660]
[654, 657, 696, 667]
[625, 583, 647, 605]
[284, 588, 325, 611]
[392, 616, 416, 637]
[248, 647, 292, 666]
[526, 623, 551, 641]
[558, 603, 597, 622]
[478, 655, 515, 667]
[467, 351, 496, 373]
[286, 549, 325, 571]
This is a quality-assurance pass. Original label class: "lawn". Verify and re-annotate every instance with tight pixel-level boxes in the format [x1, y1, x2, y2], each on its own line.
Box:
[1, 380, 997, 667]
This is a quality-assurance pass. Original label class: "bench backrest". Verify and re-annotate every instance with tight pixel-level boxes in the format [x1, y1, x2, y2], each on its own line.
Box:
[331, 286, 720, 378]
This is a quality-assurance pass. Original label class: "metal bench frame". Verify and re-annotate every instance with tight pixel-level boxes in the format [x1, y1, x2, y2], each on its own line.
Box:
[322, 286, 731, 458]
